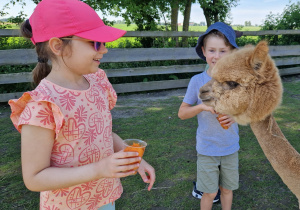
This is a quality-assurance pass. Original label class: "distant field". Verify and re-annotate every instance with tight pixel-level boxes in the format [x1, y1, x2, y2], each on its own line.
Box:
[1, 23, 261, 49]
[112, 24, 261, 32]
[107, 24, 261, 48]
[2, 23, 261, 31]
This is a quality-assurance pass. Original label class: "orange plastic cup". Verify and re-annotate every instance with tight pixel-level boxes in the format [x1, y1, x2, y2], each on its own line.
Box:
[216, 114, 229, 129]
[123, 139, 147, 173]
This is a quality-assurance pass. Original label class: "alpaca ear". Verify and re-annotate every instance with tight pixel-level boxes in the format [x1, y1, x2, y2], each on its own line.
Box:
[249, 41, 269, 71]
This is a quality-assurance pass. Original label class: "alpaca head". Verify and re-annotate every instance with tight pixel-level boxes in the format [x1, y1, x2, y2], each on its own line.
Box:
[199, 41, 283, 125]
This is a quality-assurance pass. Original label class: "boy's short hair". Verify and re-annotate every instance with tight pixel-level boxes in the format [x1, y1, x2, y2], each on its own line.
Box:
[195, 22, 243, 61]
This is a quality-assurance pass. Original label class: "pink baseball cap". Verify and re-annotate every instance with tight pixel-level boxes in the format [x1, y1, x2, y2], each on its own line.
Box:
[29, 0, 126, 44]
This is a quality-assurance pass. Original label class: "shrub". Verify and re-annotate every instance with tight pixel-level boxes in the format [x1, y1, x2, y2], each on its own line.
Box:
[259, 2, 300, 45]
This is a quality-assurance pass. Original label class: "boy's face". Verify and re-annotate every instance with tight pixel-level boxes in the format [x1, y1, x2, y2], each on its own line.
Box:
[202, 36, 232, 70]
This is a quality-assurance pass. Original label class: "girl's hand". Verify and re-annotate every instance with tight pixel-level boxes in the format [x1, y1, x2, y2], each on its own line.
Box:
[218, 114, 235, 128]
[138, 159, 156, 191]
[97, 150, 141, 178]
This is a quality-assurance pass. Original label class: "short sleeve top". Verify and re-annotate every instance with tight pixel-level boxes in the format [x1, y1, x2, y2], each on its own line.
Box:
[183, 71, 240, 156]
[9, 69, 122, 209]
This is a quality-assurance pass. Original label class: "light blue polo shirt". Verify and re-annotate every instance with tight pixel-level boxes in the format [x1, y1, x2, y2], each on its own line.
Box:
[183, 71, 239, 156]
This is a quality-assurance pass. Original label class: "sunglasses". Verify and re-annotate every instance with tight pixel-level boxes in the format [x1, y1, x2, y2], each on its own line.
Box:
[61, 38, 106, 51]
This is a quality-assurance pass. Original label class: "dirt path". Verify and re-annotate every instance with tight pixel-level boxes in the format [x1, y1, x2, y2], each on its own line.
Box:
[111, 88, 186, 119]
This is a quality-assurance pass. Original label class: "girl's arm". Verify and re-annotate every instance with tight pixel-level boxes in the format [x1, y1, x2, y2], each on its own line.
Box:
[112, 132, 126, 152]
[21, 125, 140, 192]
[178, 102, 216, 120]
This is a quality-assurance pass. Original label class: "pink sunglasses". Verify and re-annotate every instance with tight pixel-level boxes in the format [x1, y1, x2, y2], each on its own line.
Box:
[61, 38, 106, 51]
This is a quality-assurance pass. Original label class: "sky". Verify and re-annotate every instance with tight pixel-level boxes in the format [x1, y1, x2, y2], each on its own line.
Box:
[0, 0, 298, 26]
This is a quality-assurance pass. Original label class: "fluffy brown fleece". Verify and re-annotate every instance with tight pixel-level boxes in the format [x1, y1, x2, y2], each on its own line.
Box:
[199, 41, 300, 208]
[200, 41, 283, 125]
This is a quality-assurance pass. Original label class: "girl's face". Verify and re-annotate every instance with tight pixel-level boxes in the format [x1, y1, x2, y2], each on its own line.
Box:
[63, 36, 108, 75]
[202, 36, 232, 75]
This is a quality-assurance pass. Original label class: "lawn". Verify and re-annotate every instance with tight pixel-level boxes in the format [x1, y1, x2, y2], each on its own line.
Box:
[0, 76, 299, 209]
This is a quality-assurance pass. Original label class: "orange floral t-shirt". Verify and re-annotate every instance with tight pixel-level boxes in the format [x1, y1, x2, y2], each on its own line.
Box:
[9, 69, 122, 210]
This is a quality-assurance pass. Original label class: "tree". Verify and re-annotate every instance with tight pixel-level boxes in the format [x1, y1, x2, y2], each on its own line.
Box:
[170, 0, 179, 32]
[245, 21, 251, 26]
[181, 0, 193, 47]
[85, 0, 171, 47]
[198, 0, 239, 27]
[260, 1, 300, 45]
[170, 0, 179, 46]
[1, 0, 28, 26]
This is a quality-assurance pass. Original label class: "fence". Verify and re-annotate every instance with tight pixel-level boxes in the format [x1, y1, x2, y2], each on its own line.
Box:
[1, 29, 300, 102]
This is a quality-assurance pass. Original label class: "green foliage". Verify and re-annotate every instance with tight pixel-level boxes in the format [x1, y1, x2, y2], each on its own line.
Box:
[0, 37, 33, 50]
[0, 0, 29, 50]
[169, 75, 178, 80]
[0, 64, 34, 74]
[260, 2, 300, 45]
[198, 0, 240, 26]
[236, 36, 259, 46]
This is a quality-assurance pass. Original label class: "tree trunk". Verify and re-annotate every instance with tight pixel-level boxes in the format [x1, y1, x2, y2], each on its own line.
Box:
[213, 0, 219, 22]
[171, 1, 179, 46]
[199, 0, 212, 27]
[182, 0, 192, 47]
[203, 8, 211, 27]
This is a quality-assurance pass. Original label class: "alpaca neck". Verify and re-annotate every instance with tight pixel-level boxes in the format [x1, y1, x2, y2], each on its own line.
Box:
[250, 115, 300, 202]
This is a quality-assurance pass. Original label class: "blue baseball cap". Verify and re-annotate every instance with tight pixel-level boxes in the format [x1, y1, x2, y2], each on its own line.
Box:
[195, 22, 243, 61]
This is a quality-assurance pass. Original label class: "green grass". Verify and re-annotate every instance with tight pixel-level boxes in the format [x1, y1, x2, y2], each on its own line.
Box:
[0, 78, 299, 209]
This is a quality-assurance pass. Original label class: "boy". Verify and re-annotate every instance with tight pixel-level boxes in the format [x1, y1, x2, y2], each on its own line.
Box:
[178, 22, 242, 210]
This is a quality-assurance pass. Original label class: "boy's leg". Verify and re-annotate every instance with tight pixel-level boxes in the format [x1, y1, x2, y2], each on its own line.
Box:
[219, 151, 239, 210]
[193, 181, 221, 203]
[219, 186, 233, 210]
[197, 154, 220, 208]
[200, 191, 218, 210]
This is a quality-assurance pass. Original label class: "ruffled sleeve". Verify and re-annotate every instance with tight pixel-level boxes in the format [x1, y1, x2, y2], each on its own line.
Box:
[8, 92, 65, 140]
[95, 69, 117, 110]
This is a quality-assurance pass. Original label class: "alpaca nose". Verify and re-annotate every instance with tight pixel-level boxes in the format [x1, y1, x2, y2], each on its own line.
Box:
[199, 86, 211, 100]
[200, 88, 209, 94]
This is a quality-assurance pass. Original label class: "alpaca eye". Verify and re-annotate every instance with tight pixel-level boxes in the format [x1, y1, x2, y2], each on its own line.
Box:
[226, 81, 239, 89]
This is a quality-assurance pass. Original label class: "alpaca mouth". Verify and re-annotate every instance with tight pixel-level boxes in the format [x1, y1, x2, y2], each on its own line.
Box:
[200, 98, 211, 102]
[199, 93, 213, 102]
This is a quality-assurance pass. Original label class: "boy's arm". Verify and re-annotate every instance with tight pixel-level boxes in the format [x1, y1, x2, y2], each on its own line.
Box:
[178, 102, 216, 120]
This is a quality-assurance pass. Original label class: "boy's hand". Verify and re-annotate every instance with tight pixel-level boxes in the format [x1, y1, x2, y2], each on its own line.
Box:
[217, 114, 235, 128]
[138, 159, 156, 191]
[200, 103, 216, 114]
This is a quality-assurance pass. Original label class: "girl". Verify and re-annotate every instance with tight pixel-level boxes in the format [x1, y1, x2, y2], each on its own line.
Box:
[9, 0, 155, 209]
[178, 22, 242, 210]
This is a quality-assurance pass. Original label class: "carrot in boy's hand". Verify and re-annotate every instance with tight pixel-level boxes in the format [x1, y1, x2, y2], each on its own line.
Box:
[217, 114, 229, 129]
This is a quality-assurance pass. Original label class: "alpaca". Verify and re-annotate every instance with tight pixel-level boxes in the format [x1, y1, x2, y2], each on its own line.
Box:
[199, 41, 300, 208]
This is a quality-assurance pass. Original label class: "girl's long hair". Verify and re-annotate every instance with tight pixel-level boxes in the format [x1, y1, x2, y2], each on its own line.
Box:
[20, 20, 71, 85]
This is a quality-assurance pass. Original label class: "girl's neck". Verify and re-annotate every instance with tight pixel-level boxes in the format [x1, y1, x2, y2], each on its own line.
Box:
[46, 68, 90, 90]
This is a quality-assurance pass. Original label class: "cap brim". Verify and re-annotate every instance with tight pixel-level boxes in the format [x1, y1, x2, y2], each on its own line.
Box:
[75, 25, 126, 42]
